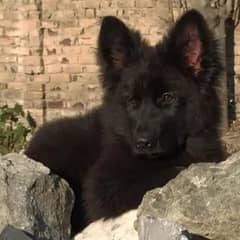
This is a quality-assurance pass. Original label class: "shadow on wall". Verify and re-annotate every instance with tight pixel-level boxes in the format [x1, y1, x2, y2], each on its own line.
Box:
[226, 0, 240, 126]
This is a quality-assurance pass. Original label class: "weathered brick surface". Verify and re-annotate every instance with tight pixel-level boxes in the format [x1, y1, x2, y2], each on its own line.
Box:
[0, 0, 238, 124]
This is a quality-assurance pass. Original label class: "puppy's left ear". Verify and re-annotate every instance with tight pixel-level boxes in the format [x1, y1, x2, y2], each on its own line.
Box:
[163, 9, 220, 77]
[98, 16, 135, 70]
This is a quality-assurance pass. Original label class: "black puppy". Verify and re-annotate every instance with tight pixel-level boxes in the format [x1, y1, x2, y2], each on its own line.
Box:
[26, 9, 225, 234]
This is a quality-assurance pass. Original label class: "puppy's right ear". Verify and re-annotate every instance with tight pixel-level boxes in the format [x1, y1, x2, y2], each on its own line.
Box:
[162, 9, 221, 79]
[98, 16, 135, 70]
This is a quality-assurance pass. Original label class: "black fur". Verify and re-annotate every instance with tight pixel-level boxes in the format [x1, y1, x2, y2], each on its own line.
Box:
[25, 10, 225, 234]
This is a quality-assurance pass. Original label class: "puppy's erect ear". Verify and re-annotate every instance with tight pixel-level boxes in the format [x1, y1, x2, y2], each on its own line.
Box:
[98, 16, 135, 70]
[164, 9, 217, 77]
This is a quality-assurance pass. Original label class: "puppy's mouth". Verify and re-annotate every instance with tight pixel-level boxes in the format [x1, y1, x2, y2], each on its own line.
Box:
[148, 152, 162, 159]
[133, 150, 164, 160]
[133, 145, 185, 160]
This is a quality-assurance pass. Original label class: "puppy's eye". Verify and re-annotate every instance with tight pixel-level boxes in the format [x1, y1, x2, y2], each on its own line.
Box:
[156, 92, 176, 106]
[127, 97, 140, 109]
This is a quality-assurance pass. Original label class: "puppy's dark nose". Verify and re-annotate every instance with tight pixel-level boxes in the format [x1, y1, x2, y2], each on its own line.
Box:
[135, 138, 153, 150]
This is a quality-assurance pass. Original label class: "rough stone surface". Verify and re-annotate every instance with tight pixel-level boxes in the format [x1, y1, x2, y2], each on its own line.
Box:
[0, 153, 74, 240]
[74, 210, 138, 240]
[138, 151, 240, 240]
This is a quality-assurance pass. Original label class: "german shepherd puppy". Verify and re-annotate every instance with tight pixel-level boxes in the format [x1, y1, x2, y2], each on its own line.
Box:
[26, 9, 225, 234]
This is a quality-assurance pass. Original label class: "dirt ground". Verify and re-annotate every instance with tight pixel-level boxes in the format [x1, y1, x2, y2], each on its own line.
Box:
[223, 120, 240, 155]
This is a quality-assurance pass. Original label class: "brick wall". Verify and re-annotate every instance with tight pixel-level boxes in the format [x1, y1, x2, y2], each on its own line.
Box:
[0, 0, 174, 124]
[0, 0, 239, 125]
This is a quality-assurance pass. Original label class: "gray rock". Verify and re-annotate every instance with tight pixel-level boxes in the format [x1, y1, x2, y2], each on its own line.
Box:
[0, 225, 34, 240]
[0, 153, 74, 240]
[137, 151, 240, 240]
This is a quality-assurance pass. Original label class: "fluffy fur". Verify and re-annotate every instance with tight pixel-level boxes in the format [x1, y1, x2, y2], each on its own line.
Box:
[25, 9, 225, 234]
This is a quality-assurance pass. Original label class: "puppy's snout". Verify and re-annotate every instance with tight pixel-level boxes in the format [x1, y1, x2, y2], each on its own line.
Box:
[135, 137, 153, 150]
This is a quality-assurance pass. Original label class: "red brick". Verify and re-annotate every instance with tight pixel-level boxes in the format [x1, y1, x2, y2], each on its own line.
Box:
[18, 56, 41, 66]
[45, 64, 62, 73]
[136, 0, 155, 8]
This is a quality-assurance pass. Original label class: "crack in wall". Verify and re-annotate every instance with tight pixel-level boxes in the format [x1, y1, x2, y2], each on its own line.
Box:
[35, 0, 47, 123]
